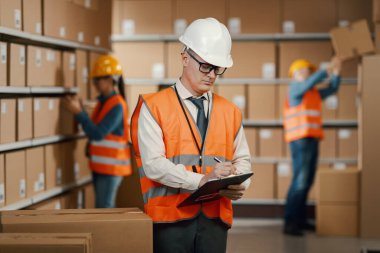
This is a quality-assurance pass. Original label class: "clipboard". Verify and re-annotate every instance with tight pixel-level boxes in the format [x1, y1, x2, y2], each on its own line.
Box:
[177, 172, 254, 208]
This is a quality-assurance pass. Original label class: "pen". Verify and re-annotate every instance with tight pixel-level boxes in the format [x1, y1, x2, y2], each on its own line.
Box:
[214, 157, 222, 163]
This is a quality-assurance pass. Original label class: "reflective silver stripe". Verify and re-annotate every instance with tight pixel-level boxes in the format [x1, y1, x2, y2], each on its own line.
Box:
[90, 155, 131, 166]
[285, 110, 321, 120]
[285, 123, 322, 133]
[90, 140, 129, 149]
[168, 155, 227, 167]
[143, 186, 194, 204]
[138, 167, 146, 178]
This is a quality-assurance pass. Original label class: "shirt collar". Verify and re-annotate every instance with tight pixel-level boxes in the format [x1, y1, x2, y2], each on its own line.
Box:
[175, 78, 211, 101]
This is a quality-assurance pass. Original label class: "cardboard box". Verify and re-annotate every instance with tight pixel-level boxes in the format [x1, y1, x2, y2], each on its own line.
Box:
[337, 85, 357, 120]
[279, 41, 332, 78]
[277, 84, 288, 120]
[341, 58, 360, 78]
[113, 42, 165, 79]
[26, 147, 45, 197]
[258, 128, 283, 157]
[276, 163, 291, 200]
[316, 168, 359, 204]
[248, 85, 276, 120]
[84, 184, 95, 209]
[62, 141, 76, 185]
[33, 98, 49, 138]
[337, 129, 358, 159]
[88, 52, 101, 100]
[244, 128, 257, 157]
[223, 42, 276, 78]
[0, 154, 5, 207]
[61, 188, 84, 209]
[376, 23, 380, 54]
[43, 0, 75, 41]
[17, 98, 33, 141]
[317, 204, 358, 237]
[76, 50, 89, 100]
[0, 208, 153, 253]
[45, 144, 65, 190]
[320, 129, 337, 159]
[9, 43, 26, 87]
[243, 163, 275, 199]
[330, 20, 374, 61]
[216, 85, 246, 118]
[321, 91, 338, 120]
[45, 49, 62, 86]
[22, 0, 42, 34]
[74, 138, 90, 181]
[167, 42, 184, 79]
[59, 99, 77, 135]
[337, 0, 372, 30]
[63, 51, 76, 88]
[282, 0, 336, 33]
[227, 0, 280, 34]
[0, 0, 22, 30]
[0, 99, 16, 144]
[116, 0, 172, 35]
[374, 0, 380, 23]
[0, 233, 92, 253]
[125, 85, 158, 113]
[174, 0, 226, 34]
[47, 98, 60, 136]
[27, 46, 45, 86]
[0, 42, 7, 86]
[360, 55, 380, 238]
[27, 196, 63, 210]
[5, 150, 26, 205]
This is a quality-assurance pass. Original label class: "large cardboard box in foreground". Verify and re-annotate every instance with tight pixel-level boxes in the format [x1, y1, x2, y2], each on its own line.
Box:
[0, 208, 153, 253]
[0, 233, 92, 253]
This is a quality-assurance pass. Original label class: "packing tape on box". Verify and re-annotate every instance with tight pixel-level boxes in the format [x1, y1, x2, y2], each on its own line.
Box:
[339, 129, 351, 139]
[36, 49, 42, 67]
[152, 63, 165, 79]
[1, 44, 6, 64]
[260, 129, 273, 139]
[18, 100, 24, 112]
[36, 22, 42, 34]
[262, 63, 276, 79]
[59, 26, 66, 38]
[325, 95, 338, 110]
[0, 183, 4, 204]
[277, 163, 291, 177]
[19, 179, 26, 198]
[175, 19, 187, 35]
[228, 18, 241, 35]
[56, 168, 63, 185]
[122, 19, 135, 35]
[14, 9, 21, 29]
[1, 102, 7, 114]
[19, 47, 25, 65]
[283, 21, 295, 33]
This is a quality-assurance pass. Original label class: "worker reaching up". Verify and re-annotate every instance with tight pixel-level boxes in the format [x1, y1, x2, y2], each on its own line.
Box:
[63, 55, 132, 209]
[283, 57, 342, 236]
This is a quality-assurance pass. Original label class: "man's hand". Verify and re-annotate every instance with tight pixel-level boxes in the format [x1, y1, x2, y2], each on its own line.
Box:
[198, 162, 236, 188]
[62, 95, 82, 114]
[327, 56, 342, 76]
[219, 184, 246, 201]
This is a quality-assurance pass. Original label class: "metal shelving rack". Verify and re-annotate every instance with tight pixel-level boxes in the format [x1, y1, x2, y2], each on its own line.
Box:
[0, 86, 79, 94]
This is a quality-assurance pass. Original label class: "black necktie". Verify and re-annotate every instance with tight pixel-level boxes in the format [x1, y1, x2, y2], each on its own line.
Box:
[188, 97, 207, 141]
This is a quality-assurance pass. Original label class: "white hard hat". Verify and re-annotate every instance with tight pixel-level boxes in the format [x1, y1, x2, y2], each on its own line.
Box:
[179, 18, 233, 68]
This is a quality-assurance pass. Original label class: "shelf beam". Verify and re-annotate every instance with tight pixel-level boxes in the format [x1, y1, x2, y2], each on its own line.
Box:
[0, 86, 79, 95]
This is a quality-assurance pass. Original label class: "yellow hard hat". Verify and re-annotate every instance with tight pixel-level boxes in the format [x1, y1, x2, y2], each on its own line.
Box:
[288, 59, 316, 77]
[91, 55, 123, 78]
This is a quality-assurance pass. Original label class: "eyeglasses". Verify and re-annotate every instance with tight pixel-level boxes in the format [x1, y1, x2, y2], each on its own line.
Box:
[186, 50, 227, 75]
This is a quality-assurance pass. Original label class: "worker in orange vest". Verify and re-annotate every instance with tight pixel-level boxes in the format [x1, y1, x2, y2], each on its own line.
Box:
[131, 18, 252, 252]
[63, 55, 132, 208]
[283, 57, 342, 236]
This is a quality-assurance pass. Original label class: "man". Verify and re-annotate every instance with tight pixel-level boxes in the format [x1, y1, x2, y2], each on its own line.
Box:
[283, 57, 342, 236]
[131, 18, 252, 252]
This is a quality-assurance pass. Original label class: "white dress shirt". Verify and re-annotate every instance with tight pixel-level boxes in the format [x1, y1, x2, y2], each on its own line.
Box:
[137, 79, 252, 191]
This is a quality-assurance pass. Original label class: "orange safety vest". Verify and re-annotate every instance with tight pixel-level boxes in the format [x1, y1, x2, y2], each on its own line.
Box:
[130, 87, 242, 226]
[283, 88, 324, 143]
[88, 94, 132, 176]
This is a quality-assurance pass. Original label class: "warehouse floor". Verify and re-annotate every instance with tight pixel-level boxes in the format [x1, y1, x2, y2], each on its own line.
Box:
[227, 219, 380, 253]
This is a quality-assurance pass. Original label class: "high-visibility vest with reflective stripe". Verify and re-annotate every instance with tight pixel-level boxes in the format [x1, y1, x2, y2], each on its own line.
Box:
[88, 94, 132, 176]
[131, 87, 242, 226]
[283, 88, 324, 143]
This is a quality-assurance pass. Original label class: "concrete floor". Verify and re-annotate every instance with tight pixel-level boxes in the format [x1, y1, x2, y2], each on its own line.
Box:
[227, 219, 380, 253]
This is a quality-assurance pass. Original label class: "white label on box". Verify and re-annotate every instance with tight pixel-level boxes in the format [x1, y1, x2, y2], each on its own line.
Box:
[260, 129, 272, 139]
[35, 49, 42, 67]
[48, 99, 54, 111]
[78, 32, 84, 42]
[319, 61, 330, 70]
[55, 201, 62, 210]
[277, 163, 291, 177]
[70, 55, 76, 70]
[339, 20, 350, 28]
[325, 95, 338, 110]
[59, 26, 66, 38]
[14, 9, 21, 29]
[39, 172, 45, 190]
[19, 179, 26, 198]
[46, 50, 56, 62]
[34, 181, 39, 192]
[283, 21, 295, 33]
[85, 0, 92, 8]
[34, 99, 41, 111]
[94, 36, 100, 46]
[339, 129, 351, 139]
[0, 184, 4, 204]
[77, 190, 84, 208]
[18, 100, 24, 112]
[0, 44, 6, 64]
[174, 19, 187, 35]
[56, 168, 62, 185]
[152, 63, 165, 79]
[232, 95, 246, 110]
[1, 102, 7, 114]
[82, 67, 89, 83]
[228, 17, 241, 35]
[36, 22, 42, 34]
[74, 162, 80, 180]
[19, 47, 25, 65]
[122, 19, 135, 35]
[333, 163, 347, 171]
[262, 63, 276, 79]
